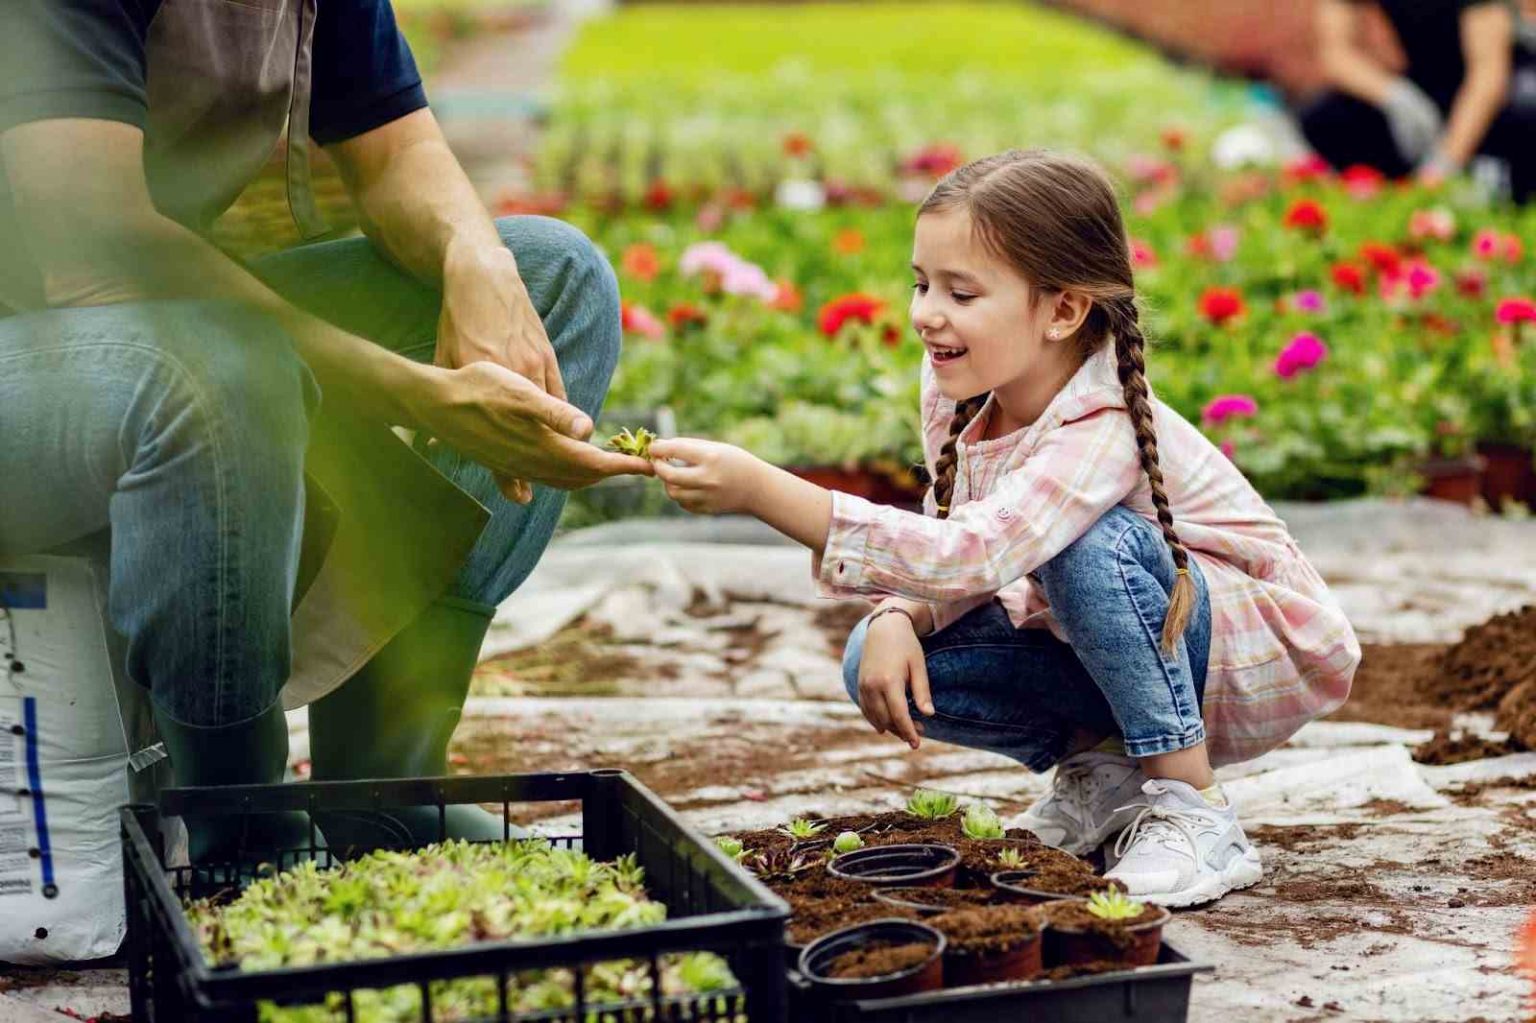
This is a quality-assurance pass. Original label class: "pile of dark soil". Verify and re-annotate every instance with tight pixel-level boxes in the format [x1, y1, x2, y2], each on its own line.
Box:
[826, 942, 933, 979]
[1332, 605, 1536, 762]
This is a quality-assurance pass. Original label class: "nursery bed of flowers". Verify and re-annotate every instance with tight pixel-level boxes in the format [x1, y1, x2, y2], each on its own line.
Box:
[515, 3, 1536, 510]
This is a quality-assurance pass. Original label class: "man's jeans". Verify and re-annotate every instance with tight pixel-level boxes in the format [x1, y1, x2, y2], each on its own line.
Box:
[842, 506, 1213, 772]
[0, 216, 620, 728]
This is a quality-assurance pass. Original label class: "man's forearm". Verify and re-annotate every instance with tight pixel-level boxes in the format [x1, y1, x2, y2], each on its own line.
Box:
[332, 111, 504, 286]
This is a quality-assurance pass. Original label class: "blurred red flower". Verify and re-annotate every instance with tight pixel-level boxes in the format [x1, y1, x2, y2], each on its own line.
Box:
[1282, 199, 1328, 235]
[770, 279, 804, 314]
[1198, 286, 1246, 326]
[667, 303, 708, 330]
[832, 228, 867, 255]
[1331, 261, 1367, 295]
[1357, 242, 1403, 277]
[819, 292, 887, 337]
[644, 180, 675, 212]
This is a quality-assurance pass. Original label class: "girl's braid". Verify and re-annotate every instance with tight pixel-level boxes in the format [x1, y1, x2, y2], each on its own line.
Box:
[1107, 296, 1196, 655]
[930, 395, 988, 520]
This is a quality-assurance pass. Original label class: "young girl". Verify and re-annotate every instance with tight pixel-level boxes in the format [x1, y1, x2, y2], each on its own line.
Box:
[648, 149, 1360, 907]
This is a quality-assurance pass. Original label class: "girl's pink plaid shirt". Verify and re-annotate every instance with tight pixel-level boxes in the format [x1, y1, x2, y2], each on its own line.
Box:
[814, 346, 1360, 768]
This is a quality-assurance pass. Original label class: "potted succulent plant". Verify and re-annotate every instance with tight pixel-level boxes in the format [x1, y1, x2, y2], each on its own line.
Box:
[1038, 890, 1171, 968]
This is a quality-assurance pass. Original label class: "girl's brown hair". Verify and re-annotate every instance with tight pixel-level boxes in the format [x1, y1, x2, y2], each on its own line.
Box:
[921, 148, 1195, 655]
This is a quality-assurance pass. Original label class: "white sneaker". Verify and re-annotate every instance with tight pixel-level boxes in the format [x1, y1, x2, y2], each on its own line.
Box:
[1007, 751, 1148, 856]
[1104, 778, 1263, 907]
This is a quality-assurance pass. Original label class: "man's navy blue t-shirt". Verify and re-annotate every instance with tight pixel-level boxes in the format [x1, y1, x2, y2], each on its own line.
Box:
[0, 0, 427, 145]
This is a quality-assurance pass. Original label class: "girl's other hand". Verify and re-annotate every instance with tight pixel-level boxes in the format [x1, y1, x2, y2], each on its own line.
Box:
[649, 437, 764, 515]
[857, 612, 934, 750]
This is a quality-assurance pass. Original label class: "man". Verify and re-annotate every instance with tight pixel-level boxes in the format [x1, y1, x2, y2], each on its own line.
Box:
[1299, 0, 1535, 200]
[0, 0, 651, 860]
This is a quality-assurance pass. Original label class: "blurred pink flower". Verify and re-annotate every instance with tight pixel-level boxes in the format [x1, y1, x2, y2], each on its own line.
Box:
[1405, 261, 1441, 300]
[1220, 440, 1236, 460]
[678, 241, 778, 301]
[1209, 225, 1240, 262]
[1472, 228, 1501, 260]
[1291, 289, 1326, 313]
[1201, 394, 1259, 426]
[1409, 208, 1456, 243]
[1274, 332, 1329, 379]
[1129, 237, 1159, 270]
[620, 302, 665, 339]
[1495, 297, 1536, 324]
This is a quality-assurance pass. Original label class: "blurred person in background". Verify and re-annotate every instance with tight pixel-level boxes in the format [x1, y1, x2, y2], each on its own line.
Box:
[1299, 0, 1536, 200]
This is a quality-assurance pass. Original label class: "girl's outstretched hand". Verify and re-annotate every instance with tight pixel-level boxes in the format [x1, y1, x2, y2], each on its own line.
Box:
[649, 437, 766, 515]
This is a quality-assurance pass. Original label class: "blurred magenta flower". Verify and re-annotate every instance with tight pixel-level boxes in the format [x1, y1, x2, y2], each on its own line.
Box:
[1129, 237, 1159, 270]
[1201, 394, 1259, 426]
[1495, 297, 1536, 324]
[1274, 332, 1329, 379]
[1291, 289, 1326, 313]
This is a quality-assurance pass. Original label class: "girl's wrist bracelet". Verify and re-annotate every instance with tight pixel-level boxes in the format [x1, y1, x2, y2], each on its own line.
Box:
[869, 606, 918, 631]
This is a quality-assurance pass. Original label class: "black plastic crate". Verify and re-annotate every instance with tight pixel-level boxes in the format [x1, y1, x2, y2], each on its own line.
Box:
[121, 770, 789, 1022]
[788, 945, 1210, 1022]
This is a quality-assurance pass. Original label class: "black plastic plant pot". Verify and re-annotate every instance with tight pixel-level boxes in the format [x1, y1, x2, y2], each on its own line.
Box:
[798, 919, 945, 1001]
[990, 869, 1128, 904]
[1040, 898, 1173, 968]
[872, 886, 999, 916]
[989, 869, 1072, 904]
[827, 843, 961, 888]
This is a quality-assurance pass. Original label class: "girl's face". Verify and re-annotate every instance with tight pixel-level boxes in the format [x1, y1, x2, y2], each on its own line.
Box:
[910, 206, 1086, 405]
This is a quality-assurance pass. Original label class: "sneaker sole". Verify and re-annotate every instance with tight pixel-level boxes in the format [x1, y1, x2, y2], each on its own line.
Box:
[1130, 848, 1264, 908]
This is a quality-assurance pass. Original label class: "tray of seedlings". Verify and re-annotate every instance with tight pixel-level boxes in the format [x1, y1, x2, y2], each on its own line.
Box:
[121, 771, 788, 1022]
[715, 790, 1210, 1023]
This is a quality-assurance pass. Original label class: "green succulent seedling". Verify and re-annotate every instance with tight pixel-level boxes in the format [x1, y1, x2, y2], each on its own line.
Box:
[961, 802, 1004, 840]
[714, 836, 746, 862]
[606, 427, 656, 458]
[832, 831, 865, 854]
[1086, 888, 1147, 921]
[995, 847, 1027, 870]
[905, 788, 959, 821]
[777, 817, 827, 841]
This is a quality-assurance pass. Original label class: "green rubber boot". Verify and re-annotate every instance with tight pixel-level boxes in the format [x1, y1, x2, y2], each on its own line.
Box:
[307, 596, 520, 856]
[152, 700, 321, 869]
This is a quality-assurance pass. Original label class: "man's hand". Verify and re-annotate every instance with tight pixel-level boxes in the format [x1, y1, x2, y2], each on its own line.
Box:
[857, 610, 934, 750]
[649, 438, 767, 515]
[411, 361, 651, 492]
[436, 239, 567, 502]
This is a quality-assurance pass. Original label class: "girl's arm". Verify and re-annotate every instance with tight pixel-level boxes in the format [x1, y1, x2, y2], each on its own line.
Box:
[649, 406, 1141, 607]
[648, 437, 833, 550]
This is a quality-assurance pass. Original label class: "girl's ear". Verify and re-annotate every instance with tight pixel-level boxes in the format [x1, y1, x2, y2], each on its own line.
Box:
[1047, 289, 1094, 340]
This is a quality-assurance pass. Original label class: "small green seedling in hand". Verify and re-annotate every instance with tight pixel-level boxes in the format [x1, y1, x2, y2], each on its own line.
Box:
[905, 788, 959, 821]
[715, 836, 745, 862]
[778, 817, 827, 841]
[1086, 888, 1146, 921]
[961, 802, 1004, 840]
[996, 847, 1027, 870]
[832, 831, 865, 854]
[606, 427, 656, 458]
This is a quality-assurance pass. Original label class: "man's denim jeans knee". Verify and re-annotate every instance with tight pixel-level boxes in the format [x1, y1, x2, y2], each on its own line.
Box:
[841, 506, 1212, 771]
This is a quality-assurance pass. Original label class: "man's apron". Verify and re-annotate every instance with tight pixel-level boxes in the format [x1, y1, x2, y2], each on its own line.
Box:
[142, 0, 489, 710]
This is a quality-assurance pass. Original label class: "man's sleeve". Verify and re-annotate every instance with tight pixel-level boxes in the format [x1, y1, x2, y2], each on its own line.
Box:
[309, 0, 429, 146]
[0, 0, 149, 135]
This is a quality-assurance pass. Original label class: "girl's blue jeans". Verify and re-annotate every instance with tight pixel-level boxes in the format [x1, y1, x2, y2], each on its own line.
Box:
[0, 216, 620, 727]
[841, 506, 1213, 772]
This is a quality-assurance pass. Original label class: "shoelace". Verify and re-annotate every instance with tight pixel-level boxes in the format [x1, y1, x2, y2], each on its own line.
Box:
[1111, 803, 1214, 860]
[1052, 764, 1099, 812]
